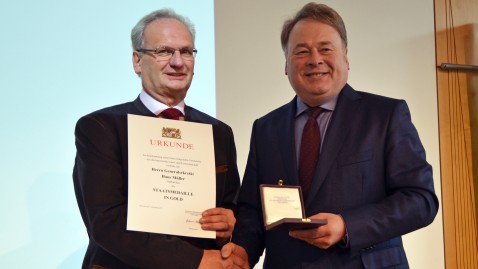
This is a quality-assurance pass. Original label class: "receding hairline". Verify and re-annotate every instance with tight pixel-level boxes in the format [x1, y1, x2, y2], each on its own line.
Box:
[286, 20, 347, 52]
[131, 9, 196, 50]
[280, 3, 348, 54]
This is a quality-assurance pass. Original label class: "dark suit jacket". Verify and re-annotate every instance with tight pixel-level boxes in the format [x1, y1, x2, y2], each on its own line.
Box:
[232, 84, 439, 269]
[73, 97, 240, 269]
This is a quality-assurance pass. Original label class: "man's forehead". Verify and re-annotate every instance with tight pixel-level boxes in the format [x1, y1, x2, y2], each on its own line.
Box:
[287, 21, 343, 47]
[143, 19, 193, 46]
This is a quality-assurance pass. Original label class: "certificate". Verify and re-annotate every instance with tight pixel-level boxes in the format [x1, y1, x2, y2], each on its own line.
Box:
[126, 114, 215, 239]
[260, 184, 326, 231]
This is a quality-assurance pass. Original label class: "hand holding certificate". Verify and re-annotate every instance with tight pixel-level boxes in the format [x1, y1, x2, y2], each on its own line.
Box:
[127, 114, 216, 239]
[260, 183, 326, 231]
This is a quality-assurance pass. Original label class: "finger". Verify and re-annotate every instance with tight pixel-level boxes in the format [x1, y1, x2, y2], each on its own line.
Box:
[201, 214, 232, 231]
[221, 243, 233, 258]
[200, 214, 228, 224]
[313, 238, 333, 249]
[221, 258, 233, 269]
[231, 248, 249, 269]
[203, 207, 228, 216]
[231, 254, 247, 267]
[216, 230, 233, 240]
[202, 221, 230, 231]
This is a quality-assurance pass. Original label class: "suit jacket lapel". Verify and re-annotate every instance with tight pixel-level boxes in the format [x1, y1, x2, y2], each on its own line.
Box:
[184, 106, 205, 123]
[305, 85, 362, 207]
[278, 98, 300, 186]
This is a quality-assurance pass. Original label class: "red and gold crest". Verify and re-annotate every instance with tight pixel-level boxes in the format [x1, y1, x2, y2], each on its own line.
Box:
[162, 127, 182, 139]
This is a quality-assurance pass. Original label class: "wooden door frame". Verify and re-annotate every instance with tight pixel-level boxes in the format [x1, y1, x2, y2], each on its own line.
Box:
[434, 0, 478, 268]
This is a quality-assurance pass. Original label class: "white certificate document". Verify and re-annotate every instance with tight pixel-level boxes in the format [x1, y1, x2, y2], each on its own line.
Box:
[126, 114, 215, 239]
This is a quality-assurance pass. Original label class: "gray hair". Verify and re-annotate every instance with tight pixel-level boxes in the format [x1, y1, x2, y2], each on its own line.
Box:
[131, 9, 196, 50]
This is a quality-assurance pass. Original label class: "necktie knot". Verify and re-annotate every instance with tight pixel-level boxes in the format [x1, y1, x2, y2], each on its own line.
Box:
[307, 106, 323, 119]
[159, 108, 183, 120]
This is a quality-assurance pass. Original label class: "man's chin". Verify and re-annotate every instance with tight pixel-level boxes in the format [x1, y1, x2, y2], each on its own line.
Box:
[165, 82, 191, 92]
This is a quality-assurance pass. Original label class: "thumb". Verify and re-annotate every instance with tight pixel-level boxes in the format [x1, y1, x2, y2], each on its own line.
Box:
[221, 242, 233, 258]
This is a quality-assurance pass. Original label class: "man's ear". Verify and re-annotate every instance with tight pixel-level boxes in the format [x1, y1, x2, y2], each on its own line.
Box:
[285, 61, 288, 75]
[132, 51, 142, 75]
[344, 48, 350, 70]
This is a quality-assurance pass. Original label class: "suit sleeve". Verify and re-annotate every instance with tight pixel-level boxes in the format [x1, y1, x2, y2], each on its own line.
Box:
[231, 120, 266, 266]
[216, 124, 241, 209]
[340, 100, 439, 253]
[73, 114, 203, 269]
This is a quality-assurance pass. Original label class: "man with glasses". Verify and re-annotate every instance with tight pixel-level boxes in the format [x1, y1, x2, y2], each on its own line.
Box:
[73, 9, 240, 269]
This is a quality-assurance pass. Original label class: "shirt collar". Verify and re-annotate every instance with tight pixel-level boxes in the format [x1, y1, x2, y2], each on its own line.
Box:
[296, 94, 339, 117]
[139, 90, 186, 116]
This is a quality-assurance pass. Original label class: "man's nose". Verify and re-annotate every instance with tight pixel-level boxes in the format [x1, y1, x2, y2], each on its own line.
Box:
[169, 50, 185, 67]
[308, 50, 323, 65]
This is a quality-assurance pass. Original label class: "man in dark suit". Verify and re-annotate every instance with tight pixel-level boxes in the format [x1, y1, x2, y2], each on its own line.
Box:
[222, 3, 439, 269]
[73, 9, 240, 269]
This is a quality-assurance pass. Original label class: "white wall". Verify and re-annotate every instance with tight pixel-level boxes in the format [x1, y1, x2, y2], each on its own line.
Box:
[215, 0, 444, 268]
[0, 1, 215, 267]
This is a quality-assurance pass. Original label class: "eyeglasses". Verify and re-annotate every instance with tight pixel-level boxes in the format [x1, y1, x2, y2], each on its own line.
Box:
[136, 46, 197, 61]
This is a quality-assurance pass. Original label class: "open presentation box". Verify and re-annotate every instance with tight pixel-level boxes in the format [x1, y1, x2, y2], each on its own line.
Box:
[260, 183, 327, 231]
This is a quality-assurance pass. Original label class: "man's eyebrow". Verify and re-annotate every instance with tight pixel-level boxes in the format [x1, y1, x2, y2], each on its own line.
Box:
[292, 41, 334, 48]
[316, 41, 334, 46]
[292, 43, 310, 49]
